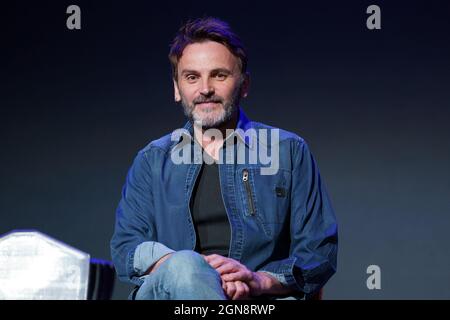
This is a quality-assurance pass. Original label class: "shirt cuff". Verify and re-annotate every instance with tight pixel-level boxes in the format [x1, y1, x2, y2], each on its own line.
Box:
[133, 241, 175, 276]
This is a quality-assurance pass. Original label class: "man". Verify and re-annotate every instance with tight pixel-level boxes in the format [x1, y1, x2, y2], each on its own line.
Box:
[110, 17, 338, 300]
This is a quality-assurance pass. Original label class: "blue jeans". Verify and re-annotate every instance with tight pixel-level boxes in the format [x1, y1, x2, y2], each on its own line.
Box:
[133, 250, 227, 300]
[131, 250, 302, 300]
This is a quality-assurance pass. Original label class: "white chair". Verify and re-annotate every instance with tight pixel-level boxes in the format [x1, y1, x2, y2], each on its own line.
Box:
[0, 230, 114, 300]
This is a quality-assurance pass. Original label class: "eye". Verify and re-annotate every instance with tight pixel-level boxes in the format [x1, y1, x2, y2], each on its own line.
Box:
[215, 73, 227, 80]
[185, 74, 199, 82]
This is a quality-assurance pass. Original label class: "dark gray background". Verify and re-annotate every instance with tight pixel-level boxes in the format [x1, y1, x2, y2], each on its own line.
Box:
[1, 1, 449, 299]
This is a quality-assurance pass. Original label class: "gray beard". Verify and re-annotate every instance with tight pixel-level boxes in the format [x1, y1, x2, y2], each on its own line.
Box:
[182, 101, 236, 130]
[180, 85, 242, 130]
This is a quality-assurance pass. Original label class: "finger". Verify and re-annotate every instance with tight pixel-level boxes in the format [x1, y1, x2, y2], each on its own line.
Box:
[232, 281, 247, 300]
[235, 281, 251, 300]
[203, 254, 212, 262]
[242, 282, 250, 299]
[206, 256, 228, 269]
[222, 270, 251, 282]
[222, 280, 227, 291]
[216, 262, 238, 275]
[223, 282, 231, 300]
[222, 270, 253, 282]
[203, 254, 221, 262]
[225, 282, 236, 299]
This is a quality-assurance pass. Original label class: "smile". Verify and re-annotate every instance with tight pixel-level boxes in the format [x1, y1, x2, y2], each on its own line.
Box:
[195, 102, 221, 109]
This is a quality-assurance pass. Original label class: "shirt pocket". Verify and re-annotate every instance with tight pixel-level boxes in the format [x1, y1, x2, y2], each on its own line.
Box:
[238, 167, 291, 233]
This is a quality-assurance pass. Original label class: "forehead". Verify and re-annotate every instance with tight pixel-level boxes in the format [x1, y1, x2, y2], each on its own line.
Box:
[178, 41, 240, 72]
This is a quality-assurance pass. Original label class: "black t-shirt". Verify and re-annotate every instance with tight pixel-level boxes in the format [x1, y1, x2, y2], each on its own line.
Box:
[190, 154, 231, 257]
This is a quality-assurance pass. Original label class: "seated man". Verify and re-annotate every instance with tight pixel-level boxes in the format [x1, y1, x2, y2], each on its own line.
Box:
[110, 17, 338, 300]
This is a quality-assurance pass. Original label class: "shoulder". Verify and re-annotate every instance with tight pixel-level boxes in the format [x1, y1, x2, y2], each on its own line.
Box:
[249, 120, 306, 147]
[139, 132, 178, 155]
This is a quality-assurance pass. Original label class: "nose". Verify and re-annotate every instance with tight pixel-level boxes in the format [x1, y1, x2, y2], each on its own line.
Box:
[200, 79, 214, 96]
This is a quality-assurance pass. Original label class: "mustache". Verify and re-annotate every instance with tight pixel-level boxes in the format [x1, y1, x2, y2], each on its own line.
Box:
[193, 95, 223, 105]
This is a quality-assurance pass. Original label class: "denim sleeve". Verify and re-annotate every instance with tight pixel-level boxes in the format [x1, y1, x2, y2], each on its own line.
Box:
[257, 138, 338, 297]
[110, 148, 170, 286]
[133, 241, 175, 276]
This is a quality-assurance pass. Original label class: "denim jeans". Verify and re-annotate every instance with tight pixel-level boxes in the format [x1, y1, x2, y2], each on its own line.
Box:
[133, 250, 227, 300]
[131, 250, 303, 300]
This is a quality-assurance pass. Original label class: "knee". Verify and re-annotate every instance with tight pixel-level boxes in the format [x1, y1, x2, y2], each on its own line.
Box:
[149, 250, 223, 298]
[166, 250, 211, 274]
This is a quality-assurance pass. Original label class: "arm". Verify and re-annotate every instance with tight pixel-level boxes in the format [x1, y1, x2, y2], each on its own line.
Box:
[204, 255, 293, 298]
[204, 139, 337, 298]
[134, 242, 174, 276]
[257, 138, 338, 297]
[110, 149, 175, 285]
[253, 271, 294, 296]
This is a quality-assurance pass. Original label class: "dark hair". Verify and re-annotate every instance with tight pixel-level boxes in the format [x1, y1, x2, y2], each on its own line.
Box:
[168, 17, 248, 81]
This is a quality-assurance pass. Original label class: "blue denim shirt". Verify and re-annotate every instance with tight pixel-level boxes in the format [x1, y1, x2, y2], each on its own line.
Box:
[110, 109, 338, 297]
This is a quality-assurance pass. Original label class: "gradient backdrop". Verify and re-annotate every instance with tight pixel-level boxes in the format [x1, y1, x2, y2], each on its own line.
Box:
[1, 1, 450, 299]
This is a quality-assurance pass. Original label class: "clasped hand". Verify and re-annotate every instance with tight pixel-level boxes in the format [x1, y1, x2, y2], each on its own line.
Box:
[203, 254, 267, 300]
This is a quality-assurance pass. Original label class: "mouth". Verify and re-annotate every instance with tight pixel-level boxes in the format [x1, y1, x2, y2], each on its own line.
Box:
[195, 101, 221, 109]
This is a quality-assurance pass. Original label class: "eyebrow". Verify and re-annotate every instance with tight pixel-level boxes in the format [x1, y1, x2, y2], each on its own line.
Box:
[210, 68, 232, 75]
[180, 69, 200, 76]
[180, 68, 233, 76]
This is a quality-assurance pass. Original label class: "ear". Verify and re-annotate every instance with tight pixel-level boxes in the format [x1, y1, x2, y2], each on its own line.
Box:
[173, 79, 181, 102]
[240, 72, 250, 98]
